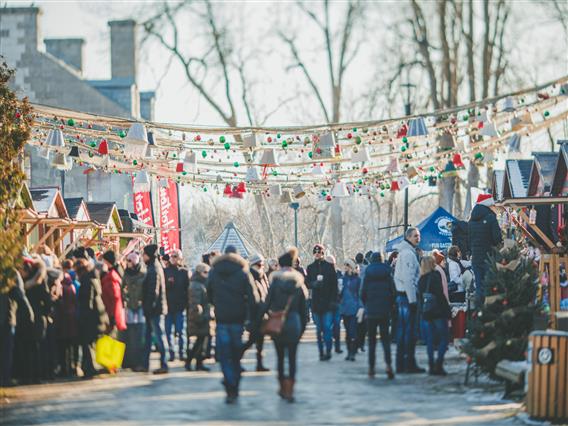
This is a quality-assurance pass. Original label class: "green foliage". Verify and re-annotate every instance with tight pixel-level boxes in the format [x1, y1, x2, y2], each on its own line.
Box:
[465, 245, 540, 375]
[0, 60, 32, 293]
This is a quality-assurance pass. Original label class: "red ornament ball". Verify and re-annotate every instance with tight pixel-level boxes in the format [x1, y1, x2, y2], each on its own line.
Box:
[15, 112, 21, 119]
[196, 135, 201, 141]
[326, 195, 332, 201]
[267, 136, 272, 143]
[347, 133, 353, 139]
[362, 167, 368, 174]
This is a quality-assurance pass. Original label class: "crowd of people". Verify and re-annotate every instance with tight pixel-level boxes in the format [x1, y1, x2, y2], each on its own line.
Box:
[0, 193, 502, 405]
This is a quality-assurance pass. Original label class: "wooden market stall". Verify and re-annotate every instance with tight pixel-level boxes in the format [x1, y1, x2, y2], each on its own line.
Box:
[86, 201, 123, 255]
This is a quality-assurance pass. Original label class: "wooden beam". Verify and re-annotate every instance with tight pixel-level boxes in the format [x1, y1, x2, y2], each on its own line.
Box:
[516, 209, 556, 250]
[52, 225, 75, 254]
[32, 226, 58, 253]
[24, 218, 42, 238]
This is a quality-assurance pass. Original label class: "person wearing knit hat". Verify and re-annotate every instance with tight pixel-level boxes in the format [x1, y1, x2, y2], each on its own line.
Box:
[306, 243, 338, 361]
[468, 192, 503, 305]
[142, 244, 169, 374]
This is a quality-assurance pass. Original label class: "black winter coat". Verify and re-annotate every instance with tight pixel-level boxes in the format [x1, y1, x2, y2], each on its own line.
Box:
[468, 204, 502, 265]
[0, 272, 34, 329]
[164, 265, 190, 313]
[207, 253, 259, 325]
[265, 268, 308, 344]
[361, 261, 396, 319]
[142, 259, 167, 317]
[418, 271, 451, 321]
[306, 259, 338, 314]
[77, 269, 109, 344]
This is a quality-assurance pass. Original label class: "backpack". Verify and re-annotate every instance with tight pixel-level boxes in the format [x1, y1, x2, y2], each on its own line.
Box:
[420, 274, 439, 319]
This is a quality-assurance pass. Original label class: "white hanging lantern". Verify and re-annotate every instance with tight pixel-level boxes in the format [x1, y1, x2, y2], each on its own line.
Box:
[269, 184, 282, 197]
[46, 129, 65, 149]
[350, 147, 371, 163]
[123, 123, 149, 157]
[312, 164, 327, 177]
[407, 117, 429, 137]
[280, 191, 293, 203]
[293, 184, 306, 199]
[245, 166, 261, 182]
[184, 152, 198, 173]
[259, 148, 278, 166]
[133, 171, 151, 193]
[386, 157, 401, 174]
[313, 132, 336, 160]
[51, 152, 72, 170]
[331, 181, 349, 197]
[480, 122, 498, 138]
[243, 133, 260, 149]
[501, 97, 516, 112]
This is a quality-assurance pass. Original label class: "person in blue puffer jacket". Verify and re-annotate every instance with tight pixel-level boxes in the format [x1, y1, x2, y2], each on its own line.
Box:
[339, 259, 362, 361]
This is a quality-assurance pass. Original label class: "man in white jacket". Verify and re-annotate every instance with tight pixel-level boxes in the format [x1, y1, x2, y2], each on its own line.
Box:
[393, 227, 425, 374]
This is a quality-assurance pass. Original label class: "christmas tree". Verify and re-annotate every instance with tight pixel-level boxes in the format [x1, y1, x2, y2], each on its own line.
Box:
[465, 244, 540, 375]
[0, 60, 32, 293]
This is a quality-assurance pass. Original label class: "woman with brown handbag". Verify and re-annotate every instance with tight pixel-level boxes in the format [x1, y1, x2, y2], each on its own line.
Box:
[264, 247, 308, 403]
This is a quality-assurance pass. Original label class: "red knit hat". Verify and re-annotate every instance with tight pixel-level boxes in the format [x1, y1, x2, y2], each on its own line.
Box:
[476, 193, 495, 207]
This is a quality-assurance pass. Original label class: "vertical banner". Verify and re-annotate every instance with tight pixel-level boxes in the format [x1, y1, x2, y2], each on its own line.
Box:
[159, 180, 181, 254]
[132, 178, 154, 227]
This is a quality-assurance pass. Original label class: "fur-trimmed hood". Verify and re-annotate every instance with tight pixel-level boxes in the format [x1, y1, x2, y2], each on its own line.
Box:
[211, 253, 249, 276]
[269, 268, 307, 297]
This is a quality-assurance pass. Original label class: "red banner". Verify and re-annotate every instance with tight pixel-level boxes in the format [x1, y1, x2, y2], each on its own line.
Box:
[132, 178, 154, 227]
[158, 180, 181, 254]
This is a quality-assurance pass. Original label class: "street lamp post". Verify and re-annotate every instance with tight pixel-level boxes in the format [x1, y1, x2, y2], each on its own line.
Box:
[289, 202, 299, 248]
[401, 80, 416, 233]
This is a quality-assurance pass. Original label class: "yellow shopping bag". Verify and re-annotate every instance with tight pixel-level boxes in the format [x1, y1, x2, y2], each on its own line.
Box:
[96, 335, 126, 372]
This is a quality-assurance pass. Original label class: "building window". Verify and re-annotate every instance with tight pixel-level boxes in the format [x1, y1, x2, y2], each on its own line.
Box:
[0, 29, 9, 38]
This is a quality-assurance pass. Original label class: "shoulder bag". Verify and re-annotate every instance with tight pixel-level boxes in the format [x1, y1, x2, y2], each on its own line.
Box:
[261, 295, 294, 337]
[421, 274, 439, 318]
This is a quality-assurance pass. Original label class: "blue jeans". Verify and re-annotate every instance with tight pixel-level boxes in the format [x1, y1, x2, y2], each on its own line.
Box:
[343, 315, 358, 354]
[472, 262, 488, 305]
[395, 294, 419, 371]
[423, 318, 449, 365]
[144, 315, 167, 370]
[333, 308, 342, 350]
[312, 311, 333, 355]
[165, 311, 185, 359]
[216, 323, 243, 390]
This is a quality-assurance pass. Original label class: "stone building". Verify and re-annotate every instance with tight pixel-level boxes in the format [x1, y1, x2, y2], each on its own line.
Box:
[0, 7, 155, 209]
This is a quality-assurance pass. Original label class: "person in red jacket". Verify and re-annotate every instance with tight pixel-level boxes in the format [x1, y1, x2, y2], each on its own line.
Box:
[101, 251, 126, 335]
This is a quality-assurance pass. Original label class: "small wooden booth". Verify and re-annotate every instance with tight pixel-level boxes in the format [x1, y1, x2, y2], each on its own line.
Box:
[86, 201, 123, 255]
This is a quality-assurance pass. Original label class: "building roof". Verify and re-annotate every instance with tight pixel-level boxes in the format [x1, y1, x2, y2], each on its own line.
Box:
[551, 143, 568, 195]
[504, 159, 533, 198]
[206, 222, 258, 259]
[30, 186, 68, 217]
[528, 152, 559, 196]
[64, 197, 90, 220]
[86, 202, 122, 230]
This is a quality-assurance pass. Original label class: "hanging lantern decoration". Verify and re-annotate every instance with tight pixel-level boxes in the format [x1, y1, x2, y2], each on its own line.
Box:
[231, 186, 244, 199]
[390, 180, 400, 191]
[501, 97, 516, 112]
[236, 182, 247, 194]
[293, 184, 306, 199]
[452, 153, 465, 169]
[443, 161, 458, 177]
[280, 191, 293, 203]
[312, 132, 336, 160]
[176, 162, 184, 173]
[159, 178, 169, 188]
[437, 131, 455, 151]
[245, 166, 261, 182]
[406, 166, 418, 179]
[351, 146, 371, 163]
[223, 184, 233, 197]
[46, 129, 65, 149]
[98, 139, 109, 155]
[396, 123, 408, 138]
[386, 157, 401, 174]
[68, 146, 80, 158]
[243, 133, 260, 149]
[51, 152, 72, 171]
[269, 184, 283, 197]
[133, 171, 151, 193]
[331, 181, 349, 197]
[507, 133, 522, 153]
[428, 176, 437, 187]
[184, 152, 198, 173]
[407, 117, 429, 137]
[123, 123, 149, 157]
[259, 148, 279, 166]
[312, 163, 327, 178]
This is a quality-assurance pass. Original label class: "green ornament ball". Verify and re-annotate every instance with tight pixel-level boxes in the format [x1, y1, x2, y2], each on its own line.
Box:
[357, 179, 363, 185]
[172, 153, 177, 158]
[203, 187, 208, 192]
[380, 191, 385, 197]
[133, 159, 138, 165]
[402, 136, 408, 143]
[355, 136, 362, 145]
[220, 136, 226, 143]
[429, 166, 435, 172]
[224, 142, 231, 150]
[352, 128, 357, 132]
[118, 130, 126, 138]
[544, 110, 550, 117]
[201, 150, 207, 158]
[308, 151, 313, 158]
[401, 146, 407, 152]
[272, 170, 278, 176]
[182, 171, 187, 175]
[282, 141, 288, 148]
[277, 133, 281, 139]
[67, 118, 75, 126]
[233, 161, 240, 167]
[90, 141, 96, 148]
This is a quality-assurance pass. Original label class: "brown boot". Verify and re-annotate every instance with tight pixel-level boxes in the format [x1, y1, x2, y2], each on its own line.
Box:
[277, 378, 285, 399]
[282, 378, 295, 403]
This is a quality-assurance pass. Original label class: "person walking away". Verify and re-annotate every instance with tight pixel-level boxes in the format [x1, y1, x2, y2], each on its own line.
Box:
[361, 252, 396, 379]
[101, 251, 126, 338]
[0, 268, 34, 387]
[306, 245, 338, 361]
[265, 247, 308, 403]
[339, 259, 362, 361]
[418, 256, 451, 375]
[393, 227, 425, 374]
[241, 253, 270, 371]
[54, 262, 79, 377]
[447, 246, 474, 302]
[75, 258, 109, 378]
[325, 255, 343, 355]
[122, 251, 147, 371]
[164, 249, 190, 362]
[142, 244, 169, 374]
[468, 194, 502, 305]
[186, 263, 212, 371]
[207, 245, 259, 403]
[355, 252, 369, 354]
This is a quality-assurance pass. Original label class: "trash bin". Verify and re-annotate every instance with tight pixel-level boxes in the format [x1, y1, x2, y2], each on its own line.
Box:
[527, 330, 568, 422]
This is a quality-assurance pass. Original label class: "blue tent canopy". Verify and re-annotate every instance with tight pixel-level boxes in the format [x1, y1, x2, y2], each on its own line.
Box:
[385, 207, 457, 252]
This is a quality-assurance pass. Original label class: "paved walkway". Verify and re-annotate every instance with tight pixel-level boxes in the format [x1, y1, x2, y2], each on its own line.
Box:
[1, 328, 524, 425]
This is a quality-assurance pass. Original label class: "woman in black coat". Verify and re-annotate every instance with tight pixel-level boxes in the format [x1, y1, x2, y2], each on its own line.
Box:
[75, 259, 109, 377]
[418, 256, 451, 376]
[361, 252, 396, 379]
[264, 247, 308, 403]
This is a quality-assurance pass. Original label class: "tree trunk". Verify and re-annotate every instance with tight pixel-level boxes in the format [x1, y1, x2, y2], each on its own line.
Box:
[438, 176, 456, 214]
[464, 162, 480, 219]
[466, 0, 476, 102]
[331, 197, 344, 261]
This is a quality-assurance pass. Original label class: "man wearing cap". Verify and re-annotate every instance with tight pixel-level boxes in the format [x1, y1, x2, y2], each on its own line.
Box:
[306, 244, 338, 361]
[142, 244, 168, 374]
[164, 249, 190, 362]
[393, 227, 424, 373]
[241, 253, 270, 371]
[468, 193, 503, 304]
[207, 245, 259, 403]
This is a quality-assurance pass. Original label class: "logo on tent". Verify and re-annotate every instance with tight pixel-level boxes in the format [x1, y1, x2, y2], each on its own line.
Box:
[435, 216, 452, 236]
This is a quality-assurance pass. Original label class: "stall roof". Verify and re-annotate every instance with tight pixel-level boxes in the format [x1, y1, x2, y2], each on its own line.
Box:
[207, 222, 258, 259]
[30, 186, 68, 218]
[551, 143, 568, 195]
[86, 202, 123, 231]
[503, 159, 533, 198]
[491, 170, 505, 201]
[528, 152, 559, 196]
[64, 197, 91, 221]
